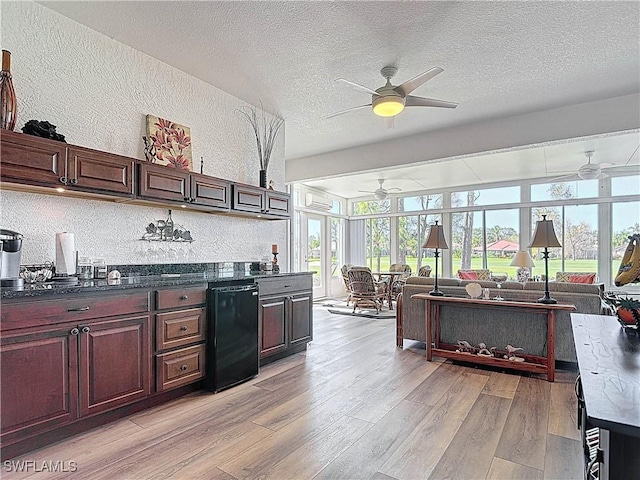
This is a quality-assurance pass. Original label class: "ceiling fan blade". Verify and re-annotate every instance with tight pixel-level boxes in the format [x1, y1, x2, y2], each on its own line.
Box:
[395, 67, 443, 96]
[547, 173, 579, 182]
[602, 165, 640, 175]
[405, 95, 458, 109]
[326, 104, 372, 119]
[334, 78, 379, 96]
[357, 189, 375, 193]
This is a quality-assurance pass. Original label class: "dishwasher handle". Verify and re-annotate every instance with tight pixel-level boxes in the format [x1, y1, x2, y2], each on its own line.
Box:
[210, 284, 258, 293]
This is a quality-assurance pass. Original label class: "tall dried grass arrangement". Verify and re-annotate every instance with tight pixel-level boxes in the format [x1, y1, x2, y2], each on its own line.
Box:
[238, 104, 284, 171]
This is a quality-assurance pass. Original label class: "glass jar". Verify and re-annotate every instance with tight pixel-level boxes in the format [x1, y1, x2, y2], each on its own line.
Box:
[77, 258, 93, 279]
[93, 258, 107, 279]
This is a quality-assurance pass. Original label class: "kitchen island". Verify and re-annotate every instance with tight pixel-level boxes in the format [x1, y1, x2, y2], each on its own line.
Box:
[0, 263, 313, 459]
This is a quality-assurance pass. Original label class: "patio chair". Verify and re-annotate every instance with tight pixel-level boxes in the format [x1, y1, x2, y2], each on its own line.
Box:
[418, 265, 432, 277]
[347, 267, 387, 313]
[341, 264, 354, 305]
[389, 264, 412, 300]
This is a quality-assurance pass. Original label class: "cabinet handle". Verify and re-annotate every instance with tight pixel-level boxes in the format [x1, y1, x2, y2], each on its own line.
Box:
[70, 178, 78, 185]
[81, 326, 91, 334]
[190, 198, 196, 203]
[180, 325, 188, 331]
[284, 285, 292, 288]
[180, 295, 188, 300]
[184, 197, 190, 202]
[180, 364, 188, 371]
[70, 327, 80, 336]
[59, 176, 68, 184]
[68, 306, 90, 312]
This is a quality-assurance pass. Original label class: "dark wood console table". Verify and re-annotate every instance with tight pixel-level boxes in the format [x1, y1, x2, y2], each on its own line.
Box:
[411, 294, 575, 382]
[571, 313, 639, 480]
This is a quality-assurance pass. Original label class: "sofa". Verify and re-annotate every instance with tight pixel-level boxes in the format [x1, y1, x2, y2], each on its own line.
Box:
[396, 276, 610, 363]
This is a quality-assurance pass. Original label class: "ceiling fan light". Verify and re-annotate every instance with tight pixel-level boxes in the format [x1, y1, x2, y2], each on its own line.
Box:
[372, 96, 405, 117]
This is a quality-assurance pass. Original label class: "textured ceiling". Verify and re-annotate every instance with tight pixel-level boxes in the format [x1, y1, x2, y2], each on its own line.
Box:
[40, 1, 640, 196]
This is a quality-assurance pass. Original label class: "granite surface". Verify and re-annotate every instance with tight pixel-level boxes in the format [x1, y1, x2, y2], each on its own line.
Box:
[2, 263, 312, 299]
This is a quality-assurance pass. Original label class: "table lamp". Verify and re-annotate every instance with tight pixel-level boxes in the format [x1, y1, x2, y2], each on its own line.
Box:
[528, 215, 561, 304]
[422, 220, 449, 296]
[510, 250, 535, 285]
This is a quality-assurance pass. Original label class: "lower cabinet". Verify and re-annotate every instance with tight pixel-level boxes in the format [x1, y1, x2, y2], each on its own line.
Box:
[256, 274, 313, 363]
[0, 314, 150, 445]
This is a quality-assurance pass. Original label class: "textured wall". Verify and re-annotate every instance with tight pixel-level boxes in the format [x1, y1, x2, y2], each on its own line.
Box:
[0, 2, 287, 266]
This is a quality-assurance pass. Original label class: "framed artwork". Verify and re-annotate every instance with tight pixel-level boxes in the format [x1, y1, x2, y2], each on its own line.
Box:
[145, 115, 193, 170]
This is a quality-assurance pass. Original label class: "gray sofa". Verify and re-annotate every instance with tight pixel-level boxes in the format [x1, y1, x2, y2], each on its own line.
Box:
[397, 277, 610, 363]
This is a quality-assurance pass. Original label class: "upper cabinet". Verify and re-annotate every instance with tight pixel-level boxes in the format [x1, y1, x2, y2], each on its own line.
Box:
[0, 130, 135, 197]
[1, 131, 288, 219]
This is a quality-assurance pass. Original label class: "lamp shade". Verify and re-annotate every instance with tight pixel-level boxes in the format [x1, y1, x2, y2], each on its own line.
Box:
[510, 250, 535, 268]
[372, 96, 405, 117]
[422, 221, 449, 249]
[528, 215, 561, 248]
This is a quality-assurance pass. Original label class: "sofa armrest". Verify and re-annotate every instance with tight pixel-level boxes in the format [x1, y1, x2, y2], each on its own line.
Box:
[396, 292, 404, 347]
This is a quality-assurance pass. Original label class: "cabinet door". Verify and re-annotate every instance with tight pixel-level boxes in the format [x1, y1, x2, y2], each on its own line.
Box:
[259, 296, 287, 358]
[265, 191, 291, 217]
[289, 293, 313, 346]
[232, 184, 265, 214]
[78, 315, 151, 417]
[0, 130, 67, 187]
[190, 173, 230, 210]
[67, 147, 135, 196]
[138, 163, 190, 202]
[1, 325, 78, 444]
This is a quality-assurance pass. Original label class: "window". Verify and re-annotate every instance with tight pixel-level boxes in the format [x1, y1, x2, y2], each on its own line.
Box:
[531, 180, 598, 202]
[485, 209, 520, 277]
[397, 194, 443, 212]
[365, 217, 390, 271]
[612, 175, 640, 196]
[452, 186, 519, 207]
[398, 214, 441, 273]
[452, 211, 484, 271]
[329, 217, 346, 297]
[612, 201, 640, 282]
[353, 199, 390, 215]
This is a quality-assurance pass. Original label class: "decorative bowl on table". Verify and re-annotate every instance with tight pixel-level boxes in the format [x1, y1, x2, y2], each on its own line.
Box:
[465, 282, 482, 299]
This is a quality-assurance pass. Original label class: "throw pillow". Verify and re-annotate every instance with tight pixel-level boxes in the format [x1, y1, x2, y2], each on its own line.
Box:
[568, 273, 596, 284]
[458, 270, 479, 280]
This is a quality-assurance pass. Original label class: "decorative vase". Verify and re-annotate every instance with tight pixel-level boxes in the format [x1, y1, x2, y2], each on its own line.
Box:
[259, 169, 267, 188]
[0, 50, 17, 131]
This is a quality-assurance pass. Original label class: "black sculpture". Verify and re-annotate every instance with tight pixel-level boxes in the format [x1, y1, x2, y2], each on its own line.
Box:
[21, 120, 66, 142]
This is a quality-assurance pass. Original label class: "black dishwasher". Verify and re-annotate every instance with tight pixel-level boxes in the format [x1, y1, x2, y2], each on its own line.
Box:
[205, 282, 259, 392]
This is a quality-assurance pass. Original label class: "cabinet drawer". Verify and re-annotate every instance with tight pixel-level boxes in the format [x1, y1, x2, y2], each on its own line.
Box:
[257, 275, 313, 297]
[1, 292, 150, 331]
[156, 344, 205, 392]
[156, 286, 206, 310]
[156, 308, 206, 351]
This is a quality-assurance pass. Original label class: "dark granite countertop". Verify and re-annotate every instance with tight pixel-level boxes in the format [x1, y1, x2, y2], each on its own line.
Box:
[1, 270, 313, 300]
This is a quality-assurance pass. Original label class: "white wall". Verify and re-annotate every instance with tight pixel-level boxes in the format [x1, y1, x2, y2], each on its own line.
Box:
[0, 1, 288, 266]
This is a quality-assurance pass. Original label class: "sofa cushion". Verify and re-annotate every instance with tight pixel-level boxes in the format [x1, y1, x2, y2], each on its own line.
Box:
[457, 269, 491, 280]
[568, 273, 597, 284]
[458, 271, 479, 280]
[556, 271, 596, 283]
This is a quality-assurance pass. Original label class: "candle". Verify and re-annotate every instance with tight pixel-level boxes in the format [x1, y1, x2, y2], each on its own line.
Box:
[272, 244, 278, 254]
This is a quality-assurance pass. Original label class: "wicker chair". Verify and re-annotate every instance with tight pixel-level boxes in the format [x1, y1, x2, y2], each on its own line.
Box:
[347, 267, 387, 313]
[389, 264, 412, 300]
[341, 264, 354, 305]
[418, 265, 432, 277]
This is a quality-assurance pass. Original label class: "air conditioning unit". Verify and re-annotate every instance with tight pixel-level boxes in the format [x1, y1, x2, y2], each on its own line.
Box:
[305, 193, 332, 211]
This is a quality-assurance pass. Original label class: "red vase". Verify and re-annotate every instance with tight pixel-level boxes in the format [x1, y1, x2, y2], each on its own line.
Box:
[0, 50, 17, 131]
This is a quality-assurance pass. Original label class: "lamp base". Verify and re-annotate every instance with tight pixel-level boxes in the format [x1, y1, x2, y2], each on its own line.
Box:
[429, 289, 444, 296]
[537, 295, 557, 304]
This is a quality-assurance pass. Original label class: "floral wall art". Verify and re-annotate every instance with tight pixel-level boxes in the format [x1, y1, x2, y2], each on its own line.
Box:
[145, 115, 193, 170]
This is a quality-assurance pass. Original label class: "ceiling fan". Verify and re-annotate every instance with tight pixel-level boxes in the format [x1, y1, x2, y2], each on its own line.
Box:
[327, 66, 458, 119]
[358, 179, 402, 201]
[552, 151, 634, 181]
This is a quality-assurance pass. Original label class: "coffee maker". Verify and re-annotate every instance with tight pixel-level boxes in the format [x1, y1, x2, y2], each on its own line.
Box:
[1, 229, 24, 288]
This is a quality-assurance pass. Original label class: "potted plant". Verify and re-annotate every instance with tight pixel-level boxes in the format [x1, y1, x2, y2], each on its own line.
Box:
[612, 296, 640, 329]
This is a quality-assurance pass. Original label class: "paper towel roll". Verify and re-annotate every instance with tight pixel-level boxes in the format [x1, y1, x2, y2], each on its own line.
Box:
[55, 232, 76, 275]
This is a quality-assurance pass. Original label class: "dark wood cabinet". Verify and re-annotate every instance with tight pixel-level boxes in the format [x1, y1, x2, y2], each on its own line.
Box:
[78, 315, 151, 417]
[256, 274, 313, 364]
[1, 130, 289, 219]
[0, 130, 135, 197]
[259, 296, 287, 357]
[0, 324, 79, 445]
[153, 286, 207, 392]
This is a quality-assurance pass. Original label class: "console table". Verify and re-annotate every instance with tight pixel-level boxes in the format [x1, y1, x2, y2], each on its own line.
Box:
[411, 294, 575, 382]
[571, 313, 639, 480]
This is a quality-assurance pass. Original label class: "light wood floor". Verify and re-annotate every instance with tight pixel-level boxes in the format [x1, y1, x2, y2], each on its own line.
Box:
[4, 305, 583, 480]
